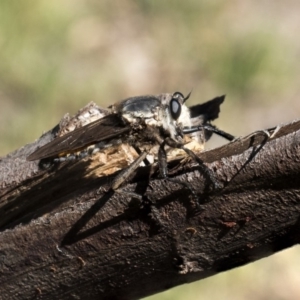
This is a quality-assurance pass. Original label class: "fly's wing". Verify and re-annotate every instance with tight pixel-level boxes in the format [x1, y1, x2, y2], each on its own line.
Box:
[185, 95, 226, 144]
[27, 114, 130, 161]
[189, 95, 225, 121]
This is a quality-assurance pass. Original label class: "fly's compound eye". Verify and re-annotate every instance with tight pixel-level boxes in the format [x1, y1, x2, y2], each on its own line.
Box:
[170, 92, 184, 120]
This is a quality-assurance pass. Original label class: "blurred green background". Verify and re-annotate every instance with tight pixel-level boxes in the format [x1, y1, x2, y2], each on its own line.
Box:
[1, 0, 300, 299]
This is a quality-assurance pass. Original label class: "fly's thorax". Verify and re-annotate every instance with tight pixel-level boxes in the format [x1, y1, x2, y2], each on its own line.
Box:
[112, 92, 193, 142]
[112, 95, 162, 125]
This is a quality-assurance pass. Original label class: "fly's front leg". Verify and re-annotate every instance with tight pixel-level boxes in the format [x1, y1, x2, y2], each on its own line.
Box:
[110, 151, 148, 199]
[164, 137, 222, 191]
[183, 124, 235, 141]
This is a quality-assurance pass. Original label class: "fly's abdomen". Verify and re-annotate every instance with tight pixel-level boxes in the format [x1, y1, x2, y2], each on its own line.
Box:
[52, 139, 123, 163]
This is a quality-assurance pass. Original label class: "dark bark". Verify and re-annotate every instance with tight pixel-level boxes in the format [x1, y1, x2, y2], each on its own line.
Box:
[1, 115, 300, 300]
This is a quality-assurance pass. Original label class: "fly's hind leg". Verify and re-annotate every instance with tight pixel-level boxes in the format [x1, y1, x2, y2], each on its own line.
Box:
[110, 151, 148, 200]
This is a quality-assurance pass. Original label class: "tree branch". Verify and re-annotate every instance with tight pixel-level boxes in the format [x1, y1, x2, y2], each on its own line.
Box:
[1, 108, 300, 299]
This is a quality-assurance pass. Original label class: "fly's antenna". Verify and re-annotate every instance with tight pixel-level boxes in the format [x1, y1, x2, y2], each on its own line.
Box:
[183, 90, 192, 103]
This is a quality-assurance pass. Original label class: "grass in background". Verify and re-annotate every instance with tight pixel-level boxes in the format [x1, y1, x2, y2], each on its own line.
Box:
[1, 0, 298, 154]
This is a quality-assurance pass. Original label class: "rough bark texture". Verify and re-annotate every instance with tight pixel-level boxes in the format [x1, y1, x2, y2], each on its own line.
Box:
[1, 114, 300, 300]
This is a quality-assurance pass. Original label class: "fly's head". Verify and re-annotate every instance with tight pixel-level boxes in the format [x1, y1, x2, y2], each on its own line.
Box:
[159, 91, 192, 141]
[112, 92, 192, 141]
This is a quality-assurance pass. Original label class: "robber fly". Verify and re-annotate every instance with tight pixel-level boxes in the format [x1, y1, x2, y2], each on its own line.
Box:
[27, 92, 234, 197]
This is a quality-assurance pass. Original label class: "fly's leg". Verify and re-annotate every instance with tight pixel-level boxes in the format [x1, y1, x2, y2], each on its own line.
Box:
[183, 124, 235, 141]
[202, 124, 235, 141]
[158, 142, 199, 200]
[110, 151, 148, 199]
[132, 145, 151, 166]
[164, 137, 222, 191]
